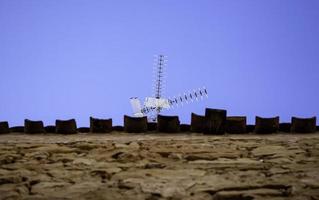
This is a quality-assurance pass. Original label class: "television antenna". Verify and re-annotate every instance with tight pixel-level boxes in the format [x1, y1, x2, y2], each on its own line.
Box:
[130, 55, 208, 122]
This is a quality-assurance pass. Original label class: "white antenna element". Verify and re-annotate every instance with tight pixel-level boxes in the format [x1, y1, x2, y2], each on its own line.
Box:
[129, 55, 208, 122]
[129, 98, 144, 117]
[167, 87, 208, 109]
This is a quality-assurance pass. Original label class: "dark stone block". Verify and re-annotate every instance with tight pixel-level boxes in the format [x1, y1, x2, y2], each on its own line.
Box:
[246, 125, 255, 133]
[190, 113, 205, 133]
[291, 117, 316, 133]
[90, 117, 112, 133]
[10, 126, 24, 133]
[0, 121, 10, 134]
[55, 119, 77, 134]
[78, 127, 90, 133]
[317, 126, 319, 132]
[279, 123, 291, 133]
[226, 116, 247, 134]
[180, 124, 191, 132]
[113, 126, 124, 132]
[45, 126, 56, 133]
[24, 119, 45, 133]
[147, 122, 157, 131]
[255, 116, 279, 134]
[124, 115, 147, 133]
[157, 115, 180, 133]
[204, 108, 227, 134]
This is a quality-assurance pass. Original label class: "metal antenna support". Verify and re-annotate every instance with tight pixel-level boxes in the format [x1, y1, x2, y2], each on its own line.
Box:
[153, 55, 166, 99]
[152, 54, 167, 121]
[129, 55, 208, 123]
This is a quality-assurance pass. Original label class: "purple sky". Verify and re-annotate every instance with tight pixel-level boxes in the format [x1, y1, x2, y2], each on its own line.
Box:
[1, 0, 318, 126]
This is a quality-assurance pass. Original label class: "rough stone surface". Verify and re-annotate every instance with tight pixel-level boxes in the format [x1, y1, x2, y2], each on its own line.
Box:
[44, 125, 56, 133]
[191, 113, 206, 133]
[246, 125, 255, 133]
[255, 116, 279, 134]
[124, 115, 148, 133]
[55, 119, 77, 134]
[9, 126, 24, 133]
[0, 121, 10, 134]
[180, 124, 191, 132]
[113, 126, 124, 132]
[0, 133, 318, 200]
[204, 108, 227, 134]
[147, 123, 157, 131]
[291, 117, 316, 133]
[90, 117, 112, 133]
[24, 119, 45, 133]
[78, 127, 90, 133]
[157, 115, 180, 133]
[226, 116, 247, 134]
[279, 123, 291, 133]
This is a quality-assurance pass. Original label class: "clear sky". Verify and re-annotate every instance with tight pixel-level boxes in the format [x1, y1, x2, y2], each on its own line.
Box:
[0, 0, 318, 126]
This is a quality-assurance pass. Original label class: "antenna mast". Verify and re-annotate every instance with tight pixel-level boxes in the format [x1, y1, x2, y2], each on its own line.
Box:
[153, 55, 167, 119]
[154, 55, 165, 99]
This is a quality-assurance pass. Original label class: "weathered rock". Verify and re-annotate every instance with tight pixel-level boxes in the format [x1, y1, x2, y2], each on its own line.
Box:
[252, 145, 286, 157]
[246, 125, 255, 133]
[279, 123, 291, 133]
[147, 122, 157, 131]
[213, 188, 289, 200]
[157, 115, 180, 133]
[291, 117, 316, 133]
[180, 124, 191, 132]
[190, 113, 206, 133]
[255, 116, 279, 134]
[0, 133, 318, 200]
[55, 119, 77, 134]
[77, 127, 90, 133]
[226, 116, 247, 134]
[112, 125, 124, 132]
[124, 115, 147, 133]
[9, 126, 24, 132]
[0, 121, 10, 134]
[31, 181, 72, 195]
[44, 125, 56, 133]
[90, 117, 112, 133]
[204, 108, 227, 134]
[24, 119, 45, 133]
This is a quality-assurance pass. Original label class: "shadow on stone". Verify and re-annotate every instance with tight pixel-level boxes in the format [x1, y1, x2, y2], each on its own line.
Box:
[124, 115, 147, 133]
[55, 119, 77, 134]
[113, 126, 124, 132]
[90, 117, 112, 133]
[204, 108, 227, 134]
[0, 121, 10, 134]
[279, 123, 291, 133]
[24, 119, 45, 134]
[78, 127, 90, 133]
[190, 113, 205, 133]
[246, 125, 255, 133]
[226, 116, 247, 134]
[45, 126, 56, 133]
[10, 126, 24, 133]
[255, 116, 279, 134]
[147, 122, 157, 131]
[180, 124, 191, 132]
[291, 117, 316, 133]
[157, 115, 180, 133]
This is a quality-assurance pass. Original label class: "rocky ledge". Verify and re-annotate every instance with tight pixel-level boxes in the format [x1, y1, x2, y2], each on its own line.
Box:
[0, 133, 319, 200]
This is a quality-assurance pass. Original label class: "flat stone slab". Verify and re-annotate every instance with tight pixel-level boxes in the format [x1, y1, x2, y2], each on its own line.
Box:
[0, 133, 318, 199]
